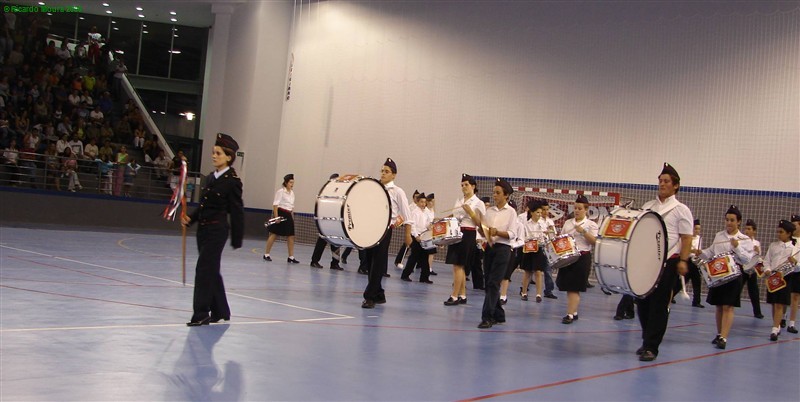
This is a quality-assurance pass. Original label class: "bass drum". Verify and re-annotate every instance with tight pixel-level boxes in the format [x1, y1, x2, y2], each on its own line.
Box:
[314, 175, 391, 249]
[594, 207, 668, 298]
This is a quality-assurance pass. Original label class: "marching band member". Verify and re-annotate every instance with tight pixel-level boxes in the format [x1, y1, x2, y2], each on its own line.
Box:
[467, 196, 493, 290]
[310, 173, 345, 271]
[182, 133, 244, 326]
[636, 163, 693, 361]
[499, 200, 524, 305]
[394, 190, 420, 269]
[361, 158, 412, 309]
[521, 201, 548, 302]
[477, 179, 518, 329]
[556, 195, 598, 324]
[786, 214, 800, 333]
[540, 202, 558, 299]
[696, 205, 755, 349]
[425, 193, 438, 276]
[688, 219, 705, 308]
[763, 220, 799, 341]
[401, 193, 433, 283]
[743, 219, 764, 318]
[444, 174, 485, 306]
[264, 173, 300, 264]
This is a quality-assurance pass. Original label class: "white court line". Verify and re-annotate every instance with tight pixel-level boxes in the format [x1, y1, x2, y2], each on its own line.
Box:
[0, 244, 354, 319]
[0, 316, 352, 333]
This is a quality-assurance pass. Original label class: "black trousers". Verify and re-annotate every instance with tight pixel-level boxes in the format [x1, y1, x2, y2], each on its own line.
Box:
[402, 239, 431, 281]
[616, 294, 635, 317]
[311, 237, 338, 265]
[470, 248, 485, 289]
[741, 271, 762, 316]
[482, 244, 511, 322]
[636, 257, 680, 356]
[191, 223, 231, 322]
[363, 229, 393, 302]
[394, 243, 407, 265]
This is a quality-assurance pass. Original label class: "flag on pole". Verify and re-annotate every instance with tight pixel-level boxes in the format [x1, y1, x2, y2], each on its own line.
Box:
[162, 160, 188, 220]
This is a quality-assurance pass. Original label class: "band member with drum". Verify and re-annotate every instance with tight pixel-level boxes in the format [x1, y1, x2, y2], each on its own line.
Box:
[556, 195, 598, 324]
[540, 202, 558, 299]
[394, 190, 420, 269]
[182, 133, 244, 326]
[362, 158, 412, 309]
[696, 205, 754, 349]
[763, 220, 799, 341]
[476, 179, 518, 328]
[444, 174, 485, 306]
[786, 214, 800, 333]
[636, 163, 693, 361]
[264, 174, 300, 264]
[743, 219, 764, 318]
[425, 193, 439, 276]
[521, 201, 548, 303]
[311, 174, 346, 271]
[402, 193, 433, 283]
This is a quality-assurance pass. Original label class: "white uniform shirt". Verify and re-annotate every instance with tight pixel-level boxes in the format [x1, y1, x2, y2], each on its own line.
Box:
[272, 187, 295, 211]
[752, 239, 761, 256]
[561, 217, 599, 253]
[452, 194, 486, 229]
[424, 207, 434, 223]
[385, 181, 412, 227]
[522, 217, 548, 241]
[410, 207, 432, 237]
[699, 230, 755, 266]
[763, 240, 799, 272]
[690, 235, 702, 257]
[510, 212, 527, 248]
[642, 195, 694, 257]
[540, 216, 558, 238]
[483, 203, 518, 246]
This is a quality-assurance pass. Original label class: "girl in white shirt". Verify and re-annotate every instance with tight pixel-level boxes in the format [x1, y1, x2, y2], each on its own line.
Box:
[521, 201, 548, 302]
[264, 174, 300, 263]
[556, 195, 599, 324]
[762, 220, 799, 341]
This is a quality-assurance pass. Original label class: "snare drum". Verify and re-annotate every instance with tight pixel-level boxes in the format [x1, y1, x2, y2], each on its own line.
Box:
[431, 217, 462, 246]
[545, 234, 581, 270]
[698, 252, 742, 288]
[742, 256, 763, 275]
[314, 175, 391, 249]
[593, 208, 667, 298]
[419, 230, 436, 250]
[766, 262, 795, 293]
[523, 237, 542, 254]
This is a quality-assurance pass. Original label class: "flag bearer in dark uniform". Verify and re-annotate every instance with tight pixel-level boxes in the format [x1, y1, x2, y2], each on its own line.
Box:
[182, 133, 244, 326]
[636, 163, 694, 361]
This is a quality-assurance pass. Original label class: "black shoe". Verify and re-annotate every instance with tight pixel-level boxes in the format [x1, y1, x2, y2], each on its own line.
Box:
[478, 320, 493, 329]
[711, 335, 721, 345]
[639, 350, 657, 361]
[288, 257, 300, 264]
[444, 297, 460, 306]
[420, 279, 434, 284]
[692, 302, 705, 308]
[187, 316, 211, 327]
[383, 273, 391, 278]
[562, 315, 574, 324]
[754, 313, 764, 319]
[544, 293, 558, 300]
[494, 317, 505, 323]
[788, 326, 798, 334]
[614, 315, 624, 321]
[357, 268, 369, 275]
[474, 286, 485, 290]
[601, 288, 613, 295]
[341, 257, 348, 264]
[430, 271, 438, 276]
[310, 261, 323, 269]
[624, 314, 635, 319]
[375, 296, 386, 304]
[521, 294, 528, 301]
[781, 319, 786, 328]
[671, 299, 676, 304]
[263, 254, 272, 261]
[573, 314, 579, 321]
[210, 315, 230, 323]
[401, 277, 412, 282]
[458, 297, 467, 304]
[361, 300, 375, 309]
[536, 295, 542, 303]
[330, 263, 344, 271]
[636, 346, 646, 356]
[519, 287, 524, 296]
[770, 333, 779, 341]
[716, 338, 727, 349]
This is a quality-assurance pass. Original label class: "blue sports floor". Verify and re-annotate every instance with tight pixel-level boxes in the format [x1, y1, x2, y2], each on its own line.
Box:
[1, 225, 798, 401]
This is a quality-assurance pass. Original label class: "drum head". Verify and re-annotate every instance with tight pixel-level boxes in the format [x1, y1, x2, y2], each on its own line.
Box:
[626, 211, 667, 296]
[344, 178, 391, 248]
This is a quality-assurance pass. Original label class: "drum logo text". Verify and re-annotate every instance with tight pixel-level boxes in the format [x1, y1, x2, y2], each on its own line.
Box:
[655, 232, 662, 261]
[347, 205, 355, 230]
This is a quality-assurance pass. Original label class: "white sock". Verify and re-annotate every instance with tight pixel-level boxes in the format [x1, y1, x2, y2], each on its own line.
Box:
[500, 296, 507, 301]
[264, 253, 270, 257]
[790, 321, 796, 327]
[772, 327, 780, 334]
[459, 295, 466, 299]
[289, 256, 294, 259]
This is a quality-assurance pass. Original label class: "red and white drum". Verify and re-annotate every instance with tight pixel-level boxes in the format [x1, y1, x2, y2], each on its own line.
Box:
[697, 252, 742, 288]
[419, 229, 436, 250]
[594, 208, 668, 298]
[766, 261, 795, 293]
[545, 234, 581, 270]
[314, 175, 391, 249]
[431, 217, 462, 246]
[523, 237, 542, 254]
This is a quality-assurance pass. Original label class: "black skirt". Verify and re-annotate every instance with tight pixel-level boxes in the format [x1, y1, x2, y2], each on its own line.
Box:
[556, 252, 590, 292]
[766, 285, 791, 305]
[521, 250, 547, 272]
[445, 229, 476, 267]
[706, 275, 743, 307]
[268, 208, 295, 236]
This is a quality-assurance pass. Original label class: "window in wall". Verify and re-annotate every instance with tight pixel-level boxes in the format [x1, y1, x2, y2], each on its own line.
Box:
[108, 18, 141, 75]
[137, 89, 168, 133]
[169, 26, 206, 81]
[165, 92, 200, 139]
[139, 22, 171, 78]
